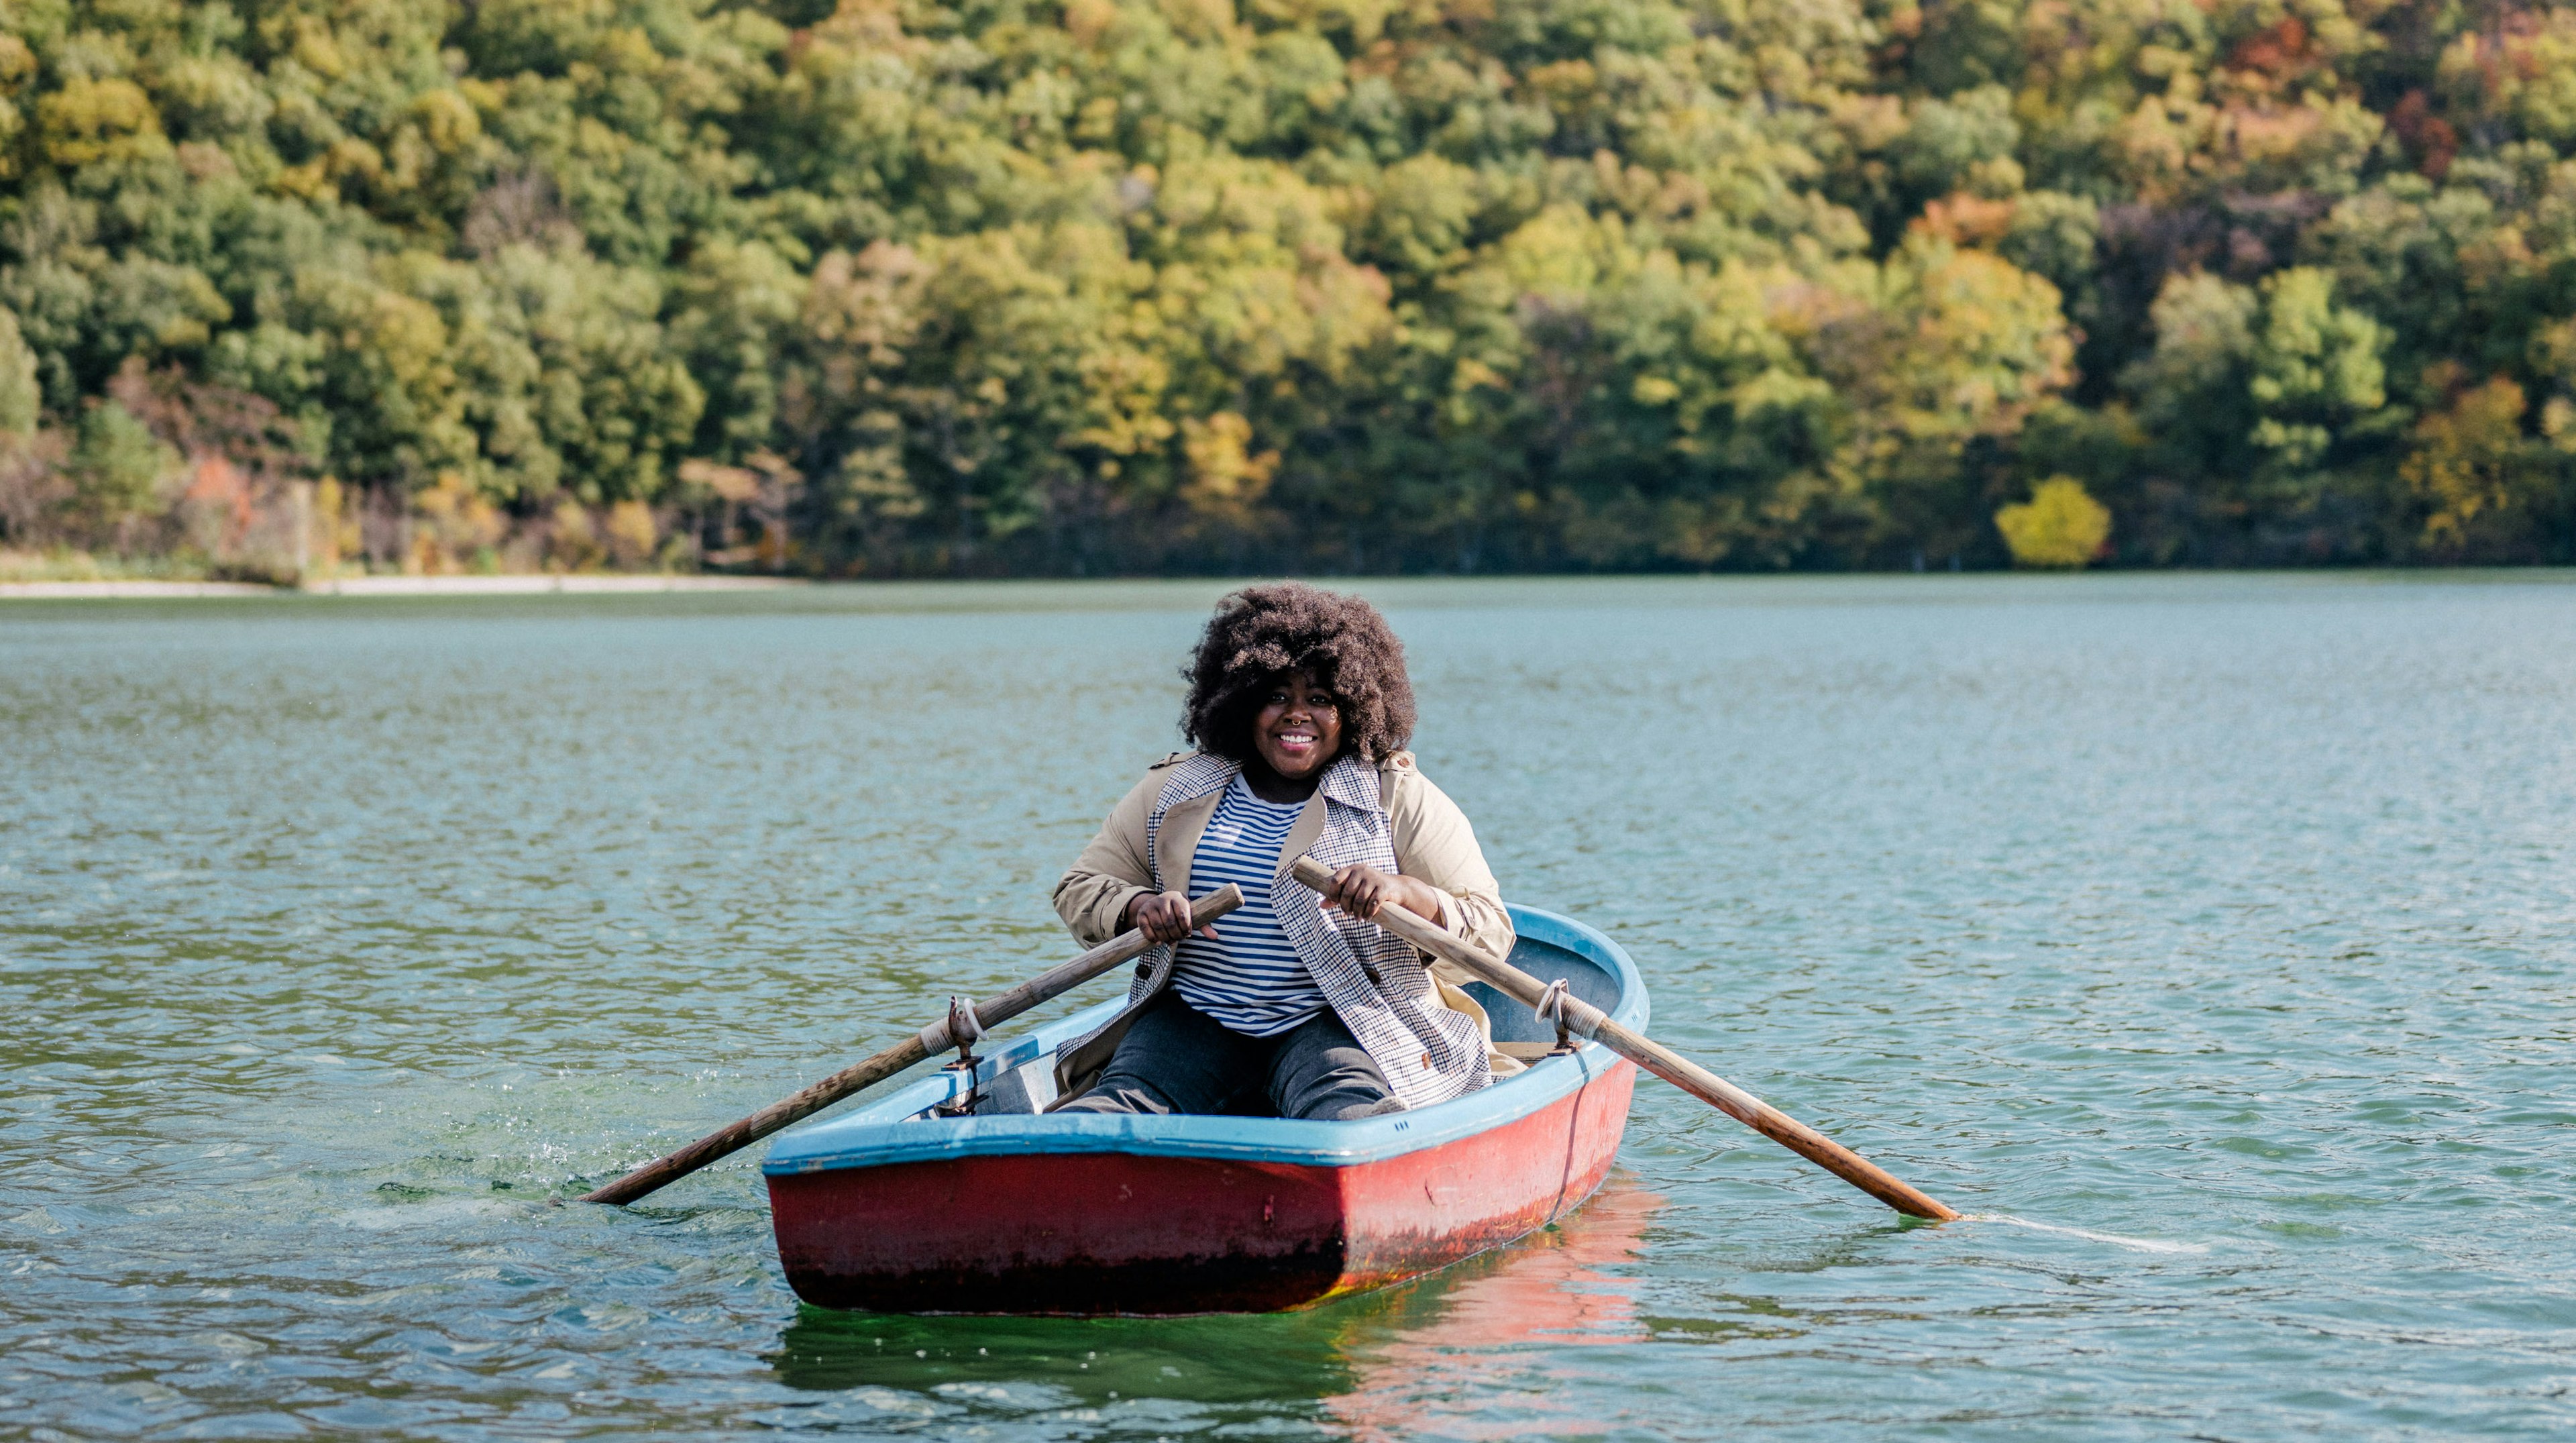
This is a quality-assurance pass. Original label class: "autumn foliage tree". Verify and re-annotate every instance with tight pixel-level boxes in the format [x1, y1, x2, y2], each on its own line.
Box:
[0, 0, 2570, 574]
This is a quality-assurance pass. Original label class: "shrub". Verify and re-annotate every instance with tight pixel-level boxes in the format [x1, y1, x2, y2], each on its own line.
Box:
[1996, 477, 2112, 569]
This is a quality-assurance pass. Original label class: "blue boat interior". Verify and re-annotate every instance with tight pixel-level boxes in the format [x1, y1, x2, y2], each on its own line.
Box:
[763, 905, 1650, 1175]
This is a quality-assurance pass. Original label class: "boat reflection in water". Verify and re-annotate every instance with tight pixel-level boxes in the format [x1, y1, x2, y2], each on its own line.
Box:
[764, 1179, 1663, 1436]
[1322, 1180, 1665, 1440]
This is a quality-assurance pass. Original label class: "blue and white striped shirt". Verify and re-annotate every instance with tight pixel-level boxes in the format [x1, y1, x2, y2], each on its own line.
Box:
[1171, 776, 1326, 1036]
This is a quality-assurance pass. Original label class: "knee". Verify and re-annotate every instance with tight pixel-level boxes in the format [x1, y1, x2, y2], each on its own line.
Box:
[1277, 1068, 1399, 1121]
[1054, 1083, 1171, 1116]
[1314, 1095, 1406, 1122]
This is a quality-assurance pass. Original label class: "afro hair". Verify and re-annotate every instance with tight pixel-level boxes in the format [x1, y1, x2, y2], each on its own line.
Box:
[1181, 582, 1417, 766]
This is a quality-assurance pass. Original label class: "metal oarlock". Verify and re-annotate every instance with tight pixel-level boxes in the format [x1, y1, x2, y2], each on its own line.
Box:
[932, 996, 987, 1118]
[1536, 978, 1576, 1056]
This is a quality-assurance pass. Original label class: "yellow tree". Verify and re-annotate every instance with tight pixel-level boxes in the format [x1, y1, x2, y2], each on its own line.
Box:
[2404, 376, 2554, 562]
[1996, 475, 2112, 567]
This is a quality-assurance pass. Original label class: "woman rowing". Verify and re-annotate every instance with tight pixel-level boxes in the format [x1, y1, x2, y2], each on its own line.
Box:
[1051, 583, 1513, 1119]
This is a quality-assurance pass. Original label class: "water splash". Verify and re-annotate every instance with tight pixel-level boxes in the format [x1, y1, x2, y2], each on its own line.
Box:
[1960, 1212, 2213, 1255]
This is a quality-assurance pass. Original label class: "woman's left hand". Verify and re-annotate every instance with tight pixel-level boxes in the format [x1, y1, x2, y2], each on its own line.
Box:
[1320, 863, 1445, 926]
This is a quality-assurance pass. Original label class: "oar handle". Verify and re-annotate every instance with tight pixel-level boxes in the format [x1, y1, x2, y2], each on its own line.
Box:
[1290, 857, 1956, 1222]
[580, 885, 1246, 1206]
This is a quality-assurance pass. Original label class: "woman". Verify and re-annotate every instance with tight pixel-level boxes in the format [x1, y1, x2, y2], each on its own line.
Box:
[1051, 582, 1513, 1119]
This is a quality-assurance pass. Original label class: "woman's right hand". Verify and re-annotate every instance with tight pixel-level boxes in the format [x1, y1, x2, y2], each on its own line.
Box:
[1125, 890, 1216, 944]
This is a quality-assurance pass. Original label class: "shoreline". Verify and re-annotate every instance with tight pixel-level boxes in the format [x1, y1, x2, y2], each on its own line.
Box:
[0, 575, 806, 600]
[4, 569, 2571, 606]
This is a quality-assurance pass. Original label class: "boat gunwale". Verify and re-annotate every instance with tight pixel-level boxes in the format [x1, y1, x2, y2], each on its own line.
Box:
[761, 905, 1647, 1175]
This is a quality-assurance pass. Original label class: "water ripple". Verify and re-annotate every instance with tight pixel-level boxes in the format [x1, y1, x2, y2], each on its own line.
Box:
[3, 576, 2573, 1440]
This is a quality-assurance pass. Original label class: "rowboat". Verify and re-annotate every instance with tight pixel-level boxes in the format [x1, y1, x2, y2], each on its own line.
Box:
[761, 905, 1648, 1315]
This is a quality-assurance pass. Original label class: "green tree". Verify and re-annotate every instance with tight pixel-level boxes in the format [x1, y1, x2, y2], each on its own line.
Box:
[68, 398, 177, 541]
[0, 305, 38, 435]
[2248, 267, 2387, 480]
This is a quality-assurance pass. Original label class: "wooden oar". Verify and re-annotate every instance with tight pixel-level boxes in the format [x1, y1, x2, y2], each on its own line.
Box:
[1290, 857, 1957, 1222]
[581, 884, 1246, 1206]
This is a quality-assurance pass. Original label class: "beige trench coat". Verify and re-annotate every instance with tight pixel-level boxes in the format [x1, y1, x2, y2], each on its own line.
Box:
[1050, 749, 1517, 1096]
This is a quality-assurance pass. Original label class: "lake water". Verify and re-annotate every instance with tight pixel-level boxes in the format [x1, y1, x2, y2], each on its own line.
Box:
[4, 574, 2573, 1440]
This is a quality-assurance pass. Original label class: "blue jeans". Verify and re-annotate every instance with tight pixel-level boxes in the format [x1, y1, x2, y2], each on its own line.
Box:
[1056, 990, 1403, 1120]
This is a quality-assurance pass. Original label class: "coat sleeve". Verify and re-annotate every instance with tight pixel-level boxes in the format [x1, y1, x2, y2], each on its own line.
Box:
[1051, 767, 1167, 947]
[1385, 761, 1517, 980]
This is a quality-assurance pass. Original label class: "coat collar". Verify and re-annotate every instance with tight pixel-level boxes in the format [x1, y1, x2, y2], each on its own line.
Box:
[1314, 752, 1382, 814]
[1163, 751, 1381, 815]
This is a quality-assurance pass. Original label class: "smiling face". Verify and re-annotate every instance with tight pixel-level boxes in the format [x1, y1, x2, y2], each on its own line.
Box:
[1250, 668, 1344, 782]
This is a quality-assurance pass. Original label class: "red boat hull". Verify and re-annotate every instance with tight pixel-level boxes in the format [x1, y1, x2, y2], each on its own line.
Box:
[769, 1059, 1636, 1314]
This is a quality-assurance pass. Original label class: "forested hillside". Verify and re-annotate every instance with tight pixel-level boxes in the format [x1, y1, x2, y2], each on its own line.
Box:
[2, 0, 2572, 576]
